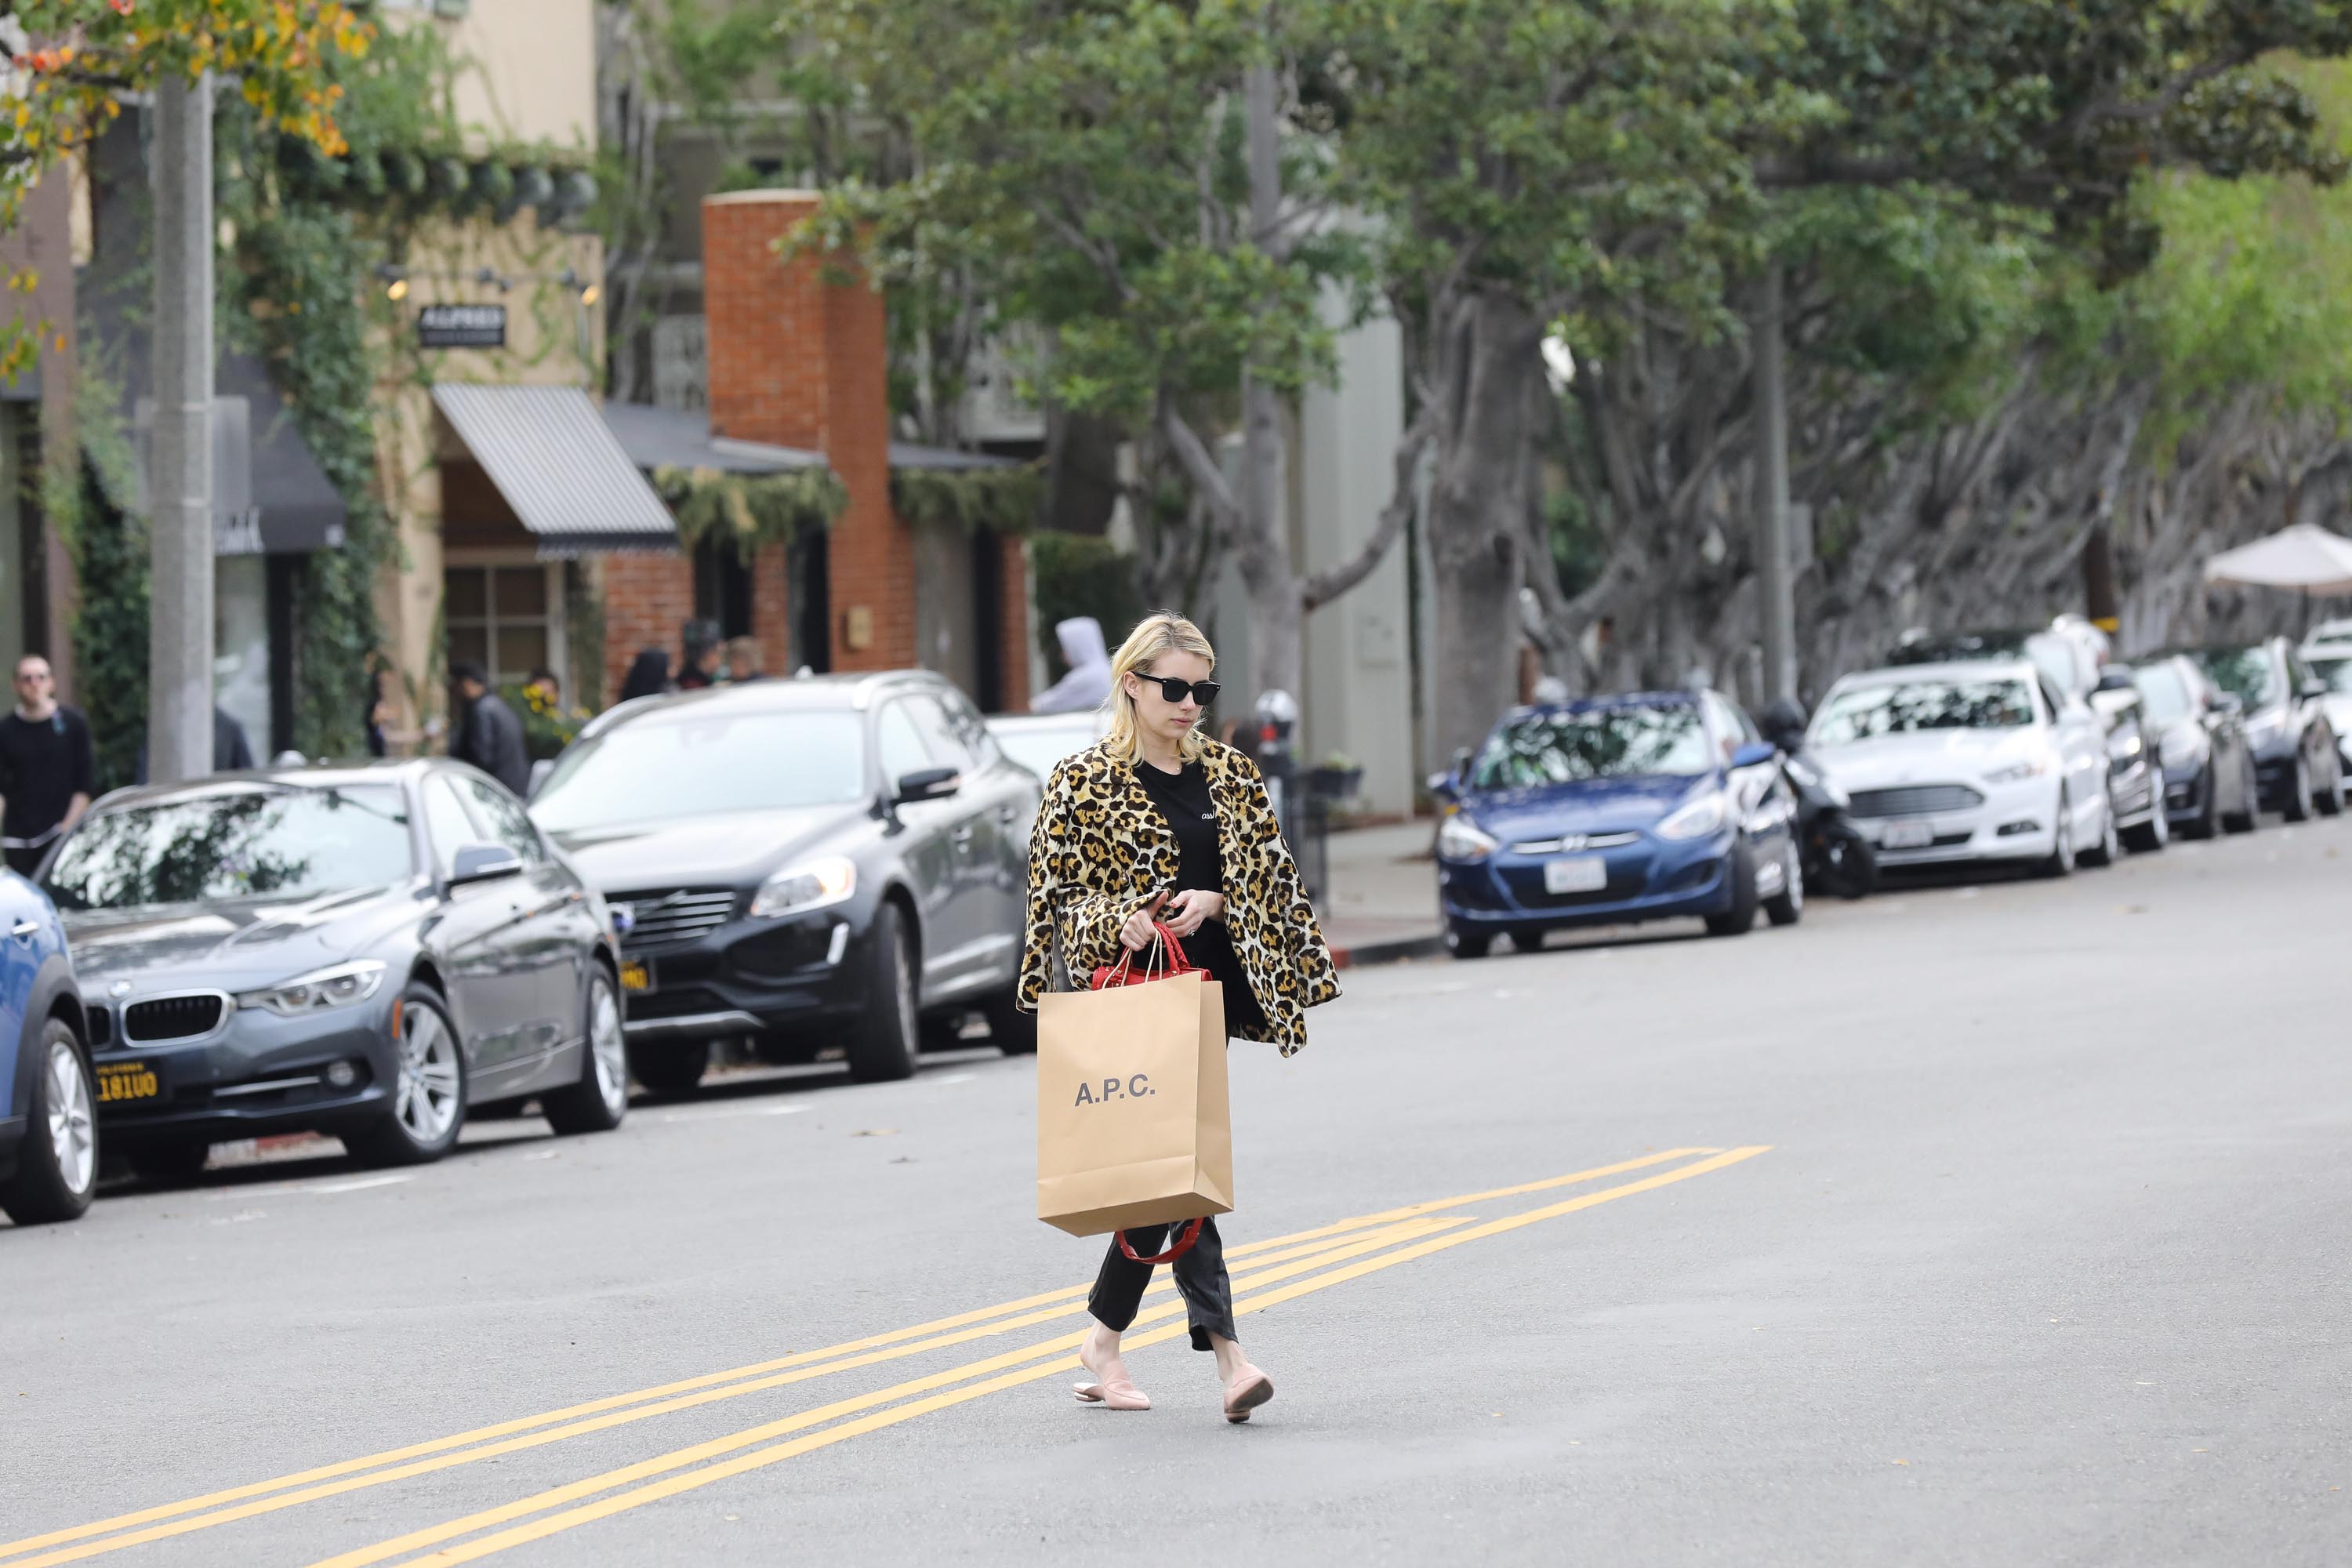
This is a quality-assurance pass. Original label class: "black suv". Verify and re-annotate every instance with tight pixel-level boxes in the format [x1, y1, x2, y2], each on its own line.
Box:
[529, 672, 1043, 1091]
[2182, 638, 2343, 821]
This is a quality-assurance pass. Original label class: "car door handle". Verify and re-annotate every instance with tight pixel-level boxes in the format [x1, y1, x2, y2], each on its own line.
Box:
[9, 920, 36, 939]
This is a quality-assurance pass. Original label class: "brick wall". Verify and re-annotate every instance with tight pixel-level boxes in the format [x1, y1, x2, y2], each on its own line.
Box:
[602, 551, 694, 707]
[704, 191, 913, 673]
[996, 534, 1031, 713]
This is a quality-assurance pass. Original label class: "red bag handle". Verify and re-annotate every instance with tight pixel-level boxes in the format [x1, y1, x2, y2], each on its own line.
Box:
[1116, 1218, 1203, 1265]
[1090, 921, 1193, 990]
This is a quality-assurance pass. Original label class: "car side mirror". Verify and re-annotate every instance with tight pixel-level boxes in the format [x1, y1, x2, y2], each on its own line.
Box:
[1729, 741, 1777, 770]
[2302, 677, 2330, 701]
[2095, 666, 2135, 695]
[527, 758, 554, 799]
[1450, 745, 1474, 782]
[448, 843, 524, 887]
[1426, 770, 1459, 804]
[894, 766, 961, 806]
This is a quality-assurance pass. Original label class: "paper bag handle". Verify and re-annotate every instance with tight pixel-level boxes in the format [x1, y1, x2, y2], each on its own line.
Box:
[1092, 921, 1193, 990]
[1116, 1218, 1203, 1265]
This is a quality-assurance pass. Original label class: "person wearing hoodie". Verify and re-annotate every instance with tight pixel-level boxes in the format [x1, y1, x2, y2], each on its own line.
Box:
[1031, 616, 1112, 714]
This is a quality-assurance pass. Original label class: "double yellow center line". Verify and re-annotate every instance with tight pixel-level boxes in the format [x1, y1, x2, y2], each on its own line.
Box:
[0, 1145, 1767, 1568]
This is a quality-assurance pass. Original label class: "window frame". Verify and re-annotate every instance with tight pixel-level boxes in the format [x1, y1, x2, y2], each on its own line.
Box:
[444, 551, 568, 699]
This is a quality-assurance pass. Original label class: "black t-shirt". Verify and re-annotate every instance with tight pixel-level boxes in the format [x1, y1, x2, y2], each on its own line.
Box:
[0, 706, 95, 840]
[1131, 759, 1266, 1036]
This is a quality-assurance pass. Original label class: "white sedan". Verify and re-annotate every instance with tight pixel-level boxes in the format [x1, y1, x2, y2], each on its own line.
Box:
[1807, 659, 2118, 875]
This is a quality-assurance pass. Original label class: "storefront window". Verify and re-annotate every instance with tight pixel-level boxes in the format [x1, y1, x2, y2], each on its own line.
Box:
[214, 554, 271, 756]
[445, 563, 560, 690]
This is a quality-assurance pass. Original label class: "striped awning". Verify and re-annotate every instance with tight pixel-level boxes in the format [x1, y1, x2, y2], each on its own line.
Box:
[430, 383, 679, 555]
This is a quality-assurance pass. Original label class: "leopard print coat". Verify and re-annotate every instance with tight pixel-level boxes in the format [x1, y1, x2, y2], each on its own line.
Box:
[1018, 736, 1340, 1054]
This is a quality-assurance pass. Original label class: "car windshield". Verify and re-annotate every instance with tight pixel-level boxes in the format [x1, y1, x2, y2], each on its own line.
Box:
[1813, 679, 2034, 745]
[2193, 647, 2279, 709]
[2134, 662, 2195, 724]
[44, 785, 413, 913]
[1472, 704, 1712, 789]
[2310, 656, 2352, 696]
[531, 710, 867, 830]
[992, 723, 1094, 779]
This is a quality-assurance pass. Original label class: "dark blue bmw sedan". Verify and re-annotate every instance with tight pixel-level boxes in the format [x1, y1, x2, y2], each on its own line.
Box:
[1432, 691, 1800, 957]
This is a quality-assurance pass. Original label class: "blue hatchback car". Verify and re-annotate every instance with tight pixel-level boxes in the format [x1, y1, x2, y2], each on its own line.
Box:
[1432, 691, 1802, 956]
[0, 869, 96, 1225]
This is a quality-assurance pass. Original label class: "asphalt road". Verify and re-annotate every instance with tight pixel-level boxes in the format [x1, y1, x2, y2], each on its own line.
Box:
[6, 815, 2350, 1566]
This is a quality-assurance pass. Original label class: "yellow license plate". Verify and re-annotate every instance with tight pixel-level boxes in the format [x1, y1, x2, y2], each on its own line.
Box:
[619, 960, 652, 994]
[96, 1062, 162, 1104]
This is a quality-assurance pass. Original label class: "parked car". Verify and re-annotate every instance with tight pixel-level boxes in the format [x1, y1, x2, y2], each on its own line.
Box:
[985, 709, 1109, 784]
[1431, 690, 1799, 956]
[2087, 666, 2171, 852]
[528, 672, 1043, 1091]
[2181, 638, 2343, 820]
[2297, 646, 2352, 782]
[2303, 615, 2352, 660]
[44, 762, 630, 1183]
[2131, 654, 2260, 837]
[0, 872, 95, 1225]
[1806, 659, 2117, 875]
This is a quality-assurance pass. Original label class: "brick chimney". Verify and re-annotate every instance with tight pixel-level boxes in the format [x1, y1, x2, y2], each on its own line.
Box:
[702, 191, 914, 672]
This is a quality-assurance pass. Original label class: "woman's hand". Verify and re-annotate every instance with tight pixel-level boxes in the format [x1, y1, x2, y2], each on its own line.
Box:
[1119, 892, 1170, 952]
[1162, 888, 1225, 938]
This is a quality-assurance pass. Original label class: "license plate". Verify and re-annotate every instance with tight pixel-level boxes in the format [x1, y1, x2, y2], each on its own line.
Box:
[95, 1060, 162, 1105]
[1881, 820, 1934, 849]
[1542, 855, 1609, 894]
[619, 960, 653, 995]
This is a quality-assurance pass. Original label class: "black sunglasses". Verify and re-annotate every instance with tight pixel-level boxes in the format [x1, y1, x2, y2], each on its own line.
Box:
[1138, 673, 1221, 706]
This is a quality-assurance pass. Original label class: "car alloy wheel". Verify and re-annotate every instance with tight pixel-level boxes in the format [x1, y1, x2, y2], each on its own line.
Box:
[396, 1003, 462, 1147]
[589, 980, 626, 1117]
[45, 1036, 96, 1199]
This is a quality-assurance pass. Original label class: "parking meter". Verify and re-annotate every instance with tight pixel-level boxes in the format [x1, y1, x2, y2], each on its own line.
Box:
[1254, 688, 1301, 837]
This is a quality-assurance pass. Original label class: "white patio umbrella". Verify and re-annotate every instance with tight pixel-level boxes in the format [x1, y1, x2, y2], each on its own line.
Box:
[2202, 523, 2352, 596]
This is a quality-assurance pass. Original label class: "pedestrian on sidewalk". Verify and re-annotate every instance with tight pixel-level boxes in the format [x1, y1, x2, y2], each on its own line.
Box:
[448, 660, 530, 796]
[0, 655, 94, 877]
[1018, 611, 1341, 1422]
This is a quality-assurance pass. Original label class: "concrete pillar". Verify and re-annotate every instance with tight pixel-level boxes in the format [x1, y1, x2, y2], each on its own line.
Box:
[1297, 289, 1412, 814]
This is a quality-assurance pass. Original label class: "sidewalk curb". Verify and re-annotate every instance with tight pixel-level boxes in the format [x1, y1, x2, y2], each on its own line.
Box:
[1328, 931, 1447, 971]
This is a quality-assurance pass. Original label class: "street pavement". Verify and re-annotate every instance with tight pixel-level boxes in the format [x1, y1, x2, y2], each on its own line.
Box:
[5, 816, 2350, 1566]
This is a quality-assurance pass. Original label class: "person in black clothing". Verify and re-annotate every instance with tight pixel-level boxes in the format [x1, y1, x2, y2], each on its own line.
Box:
[213, 707, 256, 771]
[0, 655, 95, 877]
[448, 660, 531, 795]
[618, 648, 670, 704]
[364, 662, 392, 758]
[675, 634, 722, 691]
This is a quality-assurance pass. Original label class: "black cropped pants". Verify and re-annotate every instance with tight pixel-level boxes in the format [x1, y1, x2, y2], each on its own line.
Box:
[1087, 1215, 1237, 1351]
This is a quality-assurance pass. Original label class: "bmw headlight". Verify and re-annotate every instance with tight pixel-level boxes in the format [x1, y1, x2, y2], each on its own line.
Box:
[236, 960, 387, 1017]
[1984, 759, 2049, 786]
[750, 856, 856, 920]
[1435, 814, 1497, 862]
[1656, 791, 1727, 840]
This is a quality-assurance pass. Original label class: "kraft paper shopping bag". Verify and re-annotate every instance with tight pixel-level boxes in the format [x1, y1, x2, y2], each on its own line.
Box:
[1036, 968, 1232, 1236]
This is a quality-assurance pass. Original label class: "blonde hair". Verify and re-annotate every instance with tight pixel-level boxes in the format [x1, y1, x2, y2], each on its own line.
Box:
[1102, 612, 1216, 767]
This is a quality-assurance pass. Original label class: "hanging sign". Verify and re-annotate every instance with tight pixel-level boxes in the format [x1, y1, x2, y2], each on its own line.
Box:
[417, 303, 506, 350]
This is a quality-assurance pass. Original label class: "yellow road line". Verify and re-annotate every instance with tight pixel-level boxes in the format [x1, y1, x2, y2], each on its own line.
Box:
[334, 1147, 1772, 1568]
[0, 1147, 1702, 1565]
[2, 1219, 1473, 1568]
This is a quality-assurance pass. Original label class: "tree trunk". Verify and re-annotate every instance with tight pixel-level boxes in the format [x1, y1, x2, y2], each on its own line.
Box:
[1424, 291, 1548, 763]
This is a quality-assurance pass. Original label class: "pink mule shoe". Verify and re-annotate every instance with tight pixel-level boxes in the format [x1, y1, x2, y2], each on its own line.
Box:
[1074, 1341, 1150, 1411]
[1221, 1364, 1274, 1424]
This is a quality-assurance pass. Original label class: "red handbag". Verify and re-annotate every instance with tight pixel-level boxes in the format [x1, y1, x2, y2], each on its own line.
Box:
[1091, 919, 1207, 1265]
